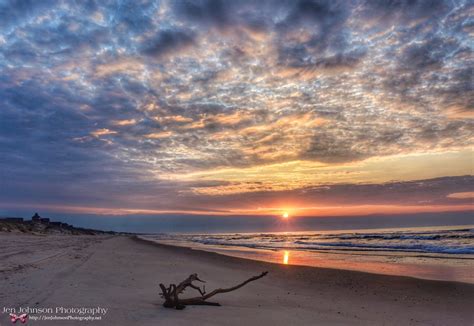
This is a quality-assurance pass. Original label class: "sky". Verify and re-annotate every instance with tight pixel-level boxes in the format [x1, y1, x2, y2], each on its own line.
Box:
[0, 0, 473, 226]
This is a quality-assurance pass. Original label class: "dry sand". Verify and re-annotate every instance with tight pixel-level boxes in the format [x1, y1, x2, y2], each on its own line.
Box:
[0, 234, 473, 325]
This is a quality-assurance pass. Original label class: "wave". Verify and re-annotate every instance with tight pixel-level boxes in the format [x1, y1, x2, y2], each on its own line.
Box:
[319, 233, 474, 241]
[293, 240, 474, 254]
[191, 239, 474, 254]
[152, 227, 474, 256]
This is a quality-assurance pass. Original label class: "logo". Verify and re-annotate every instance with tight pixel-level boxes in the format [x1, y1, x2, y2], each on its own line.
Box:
[9, 313, 28, 324]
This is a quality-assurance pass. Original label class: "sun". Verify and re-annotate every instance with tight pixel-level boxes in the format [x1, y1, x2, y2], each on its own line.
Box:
[282, 212, 289, 219]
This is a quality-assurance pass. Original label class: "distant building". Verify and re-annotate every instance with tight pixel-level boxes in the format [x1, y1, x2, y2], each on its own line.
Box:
[2, 217, 23, 222]
[32, 212, 41, 222]
[32, 213, 49, 223]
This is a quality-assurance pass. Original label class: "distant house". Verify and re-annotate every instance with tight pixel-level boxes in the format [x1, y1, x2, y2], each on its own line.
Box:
[31, 213, 49, 223]
[2, 217, 23, 222]
[32, 212, 41, 222]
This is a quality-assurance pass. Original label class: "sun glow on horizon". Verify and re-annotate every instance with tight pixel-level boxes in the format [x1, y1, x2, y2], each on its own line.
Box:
[282, 212, 289, 219]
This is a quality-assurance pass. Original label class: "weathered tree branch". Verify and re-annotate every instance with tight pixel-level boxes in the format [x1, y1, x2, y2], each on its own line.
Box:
[200, 271, 268, 300]
[159, 271, 268, 309]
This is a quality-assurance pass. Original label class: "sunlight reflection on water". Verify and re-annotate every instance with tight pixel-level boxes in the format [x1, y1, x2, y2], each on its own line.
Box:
[283, 250, 289, 264]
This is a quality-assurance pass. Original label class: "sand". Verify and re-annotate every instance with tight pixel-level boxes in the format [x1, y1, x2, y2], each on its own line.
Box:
[0, 233, 473, 325]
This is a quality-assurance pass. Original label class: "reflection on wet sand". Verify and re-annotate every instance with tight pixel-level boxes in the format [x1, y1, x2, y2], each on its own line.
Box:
[283, 250, 289, 265]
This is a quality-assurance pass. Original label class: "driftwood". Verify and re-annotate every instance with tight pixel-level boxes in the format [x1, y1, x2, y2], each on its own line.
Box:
[159, 271, 268, 309]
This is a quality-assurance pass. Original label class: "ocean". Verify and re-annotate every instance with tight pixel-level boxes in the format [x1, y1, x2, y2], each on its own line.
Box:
[141, 225, 474, 283]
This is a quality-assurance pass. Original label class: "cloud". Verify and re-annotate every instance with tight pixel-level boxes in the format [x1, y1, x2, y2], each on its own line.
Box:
[363, 0, 448, 24]
[447, 192, 474, 200]
[0, 0, 472, 214]
[182, 175, 474, 213]
[91, 128, 117, 137]
[142, 28, 196, 57]
[173, 0, 231, 27]
[0, 0, 57, 30]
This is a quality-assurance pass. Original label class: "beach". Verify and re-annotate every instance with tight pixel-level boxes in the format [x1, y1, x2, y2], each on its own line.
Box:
[1, 233, 473, 325]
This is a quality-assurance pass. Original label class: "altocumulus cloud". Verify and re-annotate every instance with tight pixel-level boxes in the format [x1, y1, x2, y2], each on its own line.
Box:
[0, 0, 472, 214]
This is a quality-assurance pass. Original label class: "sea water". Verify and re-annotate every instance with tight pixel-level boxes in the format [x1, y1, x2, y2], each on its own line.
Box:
[142, 225, 474, 283]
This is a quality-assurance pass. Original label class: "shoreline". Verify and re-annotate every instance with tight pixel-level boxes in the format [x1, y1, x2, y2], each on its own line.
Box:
[133, 235, 474, 286]
[135, 235, 474, 284]
[1, 233, 473, 325]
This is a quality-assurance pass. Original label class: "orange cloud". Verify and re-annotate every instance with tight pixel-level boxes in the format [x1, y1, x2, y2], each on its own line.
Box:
[112, 119, 137, 126]
[145, 131, 173, 139]
[91, 128, 117, 137]
[447, 192, 474, 199]
[95, 58, 146, 78]
[154, 115, 193, 123]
